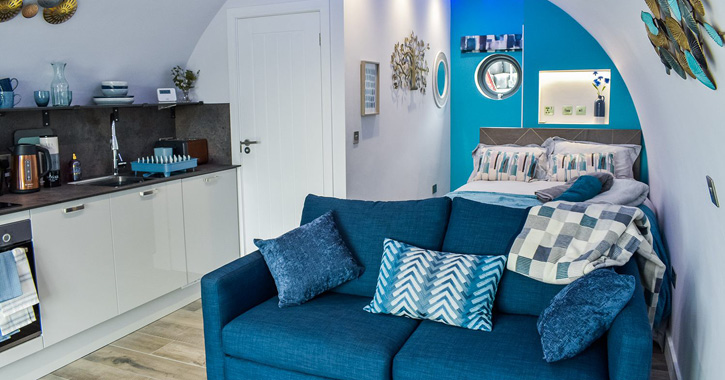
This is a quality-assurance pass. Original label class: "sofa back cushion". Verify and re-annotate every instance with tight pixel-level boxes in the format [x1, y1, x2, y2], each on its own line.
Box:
[441, 197, 564, 316]
[300, 195, 451, 298]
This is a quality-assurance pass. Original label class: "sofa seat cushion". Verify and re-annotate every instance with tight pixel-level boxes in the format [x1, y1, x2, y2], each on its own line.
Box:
[300, 195, 451, 297]
[222, 292, 419, 380]
[393, 314, 608, 380]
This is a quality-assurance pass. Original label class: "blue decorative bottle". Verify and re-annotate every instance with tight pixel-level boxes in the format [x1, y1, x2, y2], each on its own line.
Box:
[594, 95, 606, 118]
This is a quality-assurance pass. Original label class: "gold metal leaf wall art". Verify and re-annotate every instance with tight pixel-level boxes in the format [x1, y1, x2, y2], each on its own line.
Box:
[642, 0, 722, 90]
[43, 0, 76, 24]
[391, 31, 430, 94]
[0, 0, 23, 23]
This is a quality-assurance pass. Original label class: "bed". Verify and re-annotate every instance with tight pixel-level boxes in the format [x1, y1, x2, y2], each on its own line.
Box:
[448, 127, 671, 341]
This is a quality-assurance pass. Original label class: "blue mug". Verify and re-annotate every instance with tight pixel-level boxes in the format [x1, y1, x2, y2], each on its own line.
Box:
[34, 91, 50, 107]
[0, 78, 18, 92]
[0, 90, 21, 109]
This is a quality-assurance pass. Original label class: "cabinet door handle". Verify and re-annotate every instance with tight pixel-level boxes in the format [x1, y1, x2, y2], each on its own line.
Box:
[63, 204, 85, 214]
[204, 176, 220, 183]
[139, 189, 159, 197]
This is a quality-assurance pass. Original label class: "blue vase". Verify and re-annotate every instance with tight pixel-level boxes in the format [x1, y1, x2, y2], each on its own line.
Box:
[594, 95, 606, 118]
[50, 62, 70, 107]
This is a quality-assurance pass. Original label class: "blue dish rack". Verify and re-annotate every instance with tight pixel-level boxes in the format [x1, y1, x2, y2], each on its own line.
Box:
[131, 158, 198, 177]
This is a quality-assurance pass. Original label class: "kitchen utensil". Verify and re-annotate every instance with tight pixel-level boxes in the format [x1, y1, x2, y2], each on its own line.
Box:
[131, 157, 197, 178]
[0, 78, 18, 92]
[42, 0, 76, 24]
[9, 144, 52, 194]
[101, 81, 129, 97]
[50, 62, 70, 107]
[0, 91, 21, 109]
[34, 91, 50, 107]
[0, 0, 22, 23]
[92, 96, 134, 105]
[38, 135, 60, 187]
[22, 3, 37, 18]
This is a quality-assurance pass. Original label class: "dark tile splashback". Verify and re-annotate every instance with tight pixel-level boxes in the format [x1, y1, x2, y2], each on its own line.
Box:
[0, 104, 231, 183]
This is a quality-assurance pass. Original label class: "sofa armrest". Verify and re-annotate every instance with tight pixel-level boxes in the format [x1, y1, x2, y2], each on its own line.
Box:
[201, 251, 276, 380]
[607, 260, 652, 380]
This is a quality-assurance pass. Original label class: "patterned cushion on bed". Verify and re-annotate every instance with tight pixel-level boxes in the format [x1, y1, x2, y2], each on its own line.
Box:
[548, 153, 615, 182]
[470, 149, 539, 182]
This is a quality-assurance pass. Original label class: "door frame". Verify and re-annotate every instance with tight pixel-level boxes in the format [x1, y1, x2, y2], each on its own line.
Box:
[227, 0, 346, 254]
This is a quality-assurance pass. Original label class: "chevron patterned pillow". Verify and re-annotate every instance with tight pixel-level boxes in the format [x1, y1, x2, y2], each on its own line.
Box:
[364, 239, 506, 331]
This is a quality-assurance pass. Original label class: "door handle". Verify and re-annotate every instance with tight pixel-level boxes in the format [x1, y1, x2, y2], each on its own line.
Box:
[240, 139, 260, 154]
[63, 204, 85, 214]
[204, 175, 220, 184]
[139, 189, 158, 197]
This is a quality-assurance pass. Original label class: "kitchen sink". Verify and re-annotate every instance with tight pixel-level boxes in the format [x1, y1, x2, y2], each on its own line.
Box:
[69, 175, 146, 188]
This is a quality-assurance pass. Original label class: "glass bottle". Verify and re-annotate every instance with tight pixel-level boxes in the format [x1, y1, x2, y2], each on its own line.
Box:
[50, 62, 70, 107]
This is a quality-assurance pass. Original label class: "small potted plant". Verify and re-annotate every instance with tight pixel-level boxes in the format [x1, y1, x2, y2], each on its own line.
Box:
[592, 71, 610, 118]
[172, 66, 200, 102]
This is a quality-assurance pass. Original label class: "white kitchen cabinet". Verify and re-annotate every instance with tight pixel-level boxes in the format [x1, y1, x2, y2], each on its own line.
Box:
[31, 195, 118, 347]
[183, 169, 241, 282]
[110, 182, 187, 314]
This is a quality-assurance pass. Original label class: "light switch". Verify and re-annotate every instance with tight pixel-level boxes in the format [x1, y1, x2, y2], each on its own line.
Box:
[576, 106, 587, 115]
[544, 106, 555, 116]
[707, 176, 719, 207]
[353, 131, 360, 144]
[562, 106, 574, 116]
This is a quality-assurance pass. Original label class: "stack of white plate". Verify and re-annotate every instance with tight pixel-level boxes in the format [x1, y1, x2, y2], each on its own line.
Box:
[93, 81, 134, 105]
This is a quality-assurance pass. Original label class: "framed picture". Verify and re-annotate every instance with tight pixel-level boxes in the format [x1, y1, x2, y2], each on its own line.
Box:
[361, 61, 380, 116]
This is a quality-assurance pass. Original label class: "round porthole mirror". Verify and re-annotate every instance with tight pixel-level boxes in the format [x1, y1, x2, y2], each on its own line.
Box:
[433, 52, 449, 108]
[475, 54, 522, 100]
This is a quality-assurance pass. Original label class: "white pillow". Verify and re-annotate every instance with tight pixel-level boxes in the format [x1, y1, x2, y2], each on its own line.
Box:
[470, 144, 547, 182]
[542, 137, 641, 179]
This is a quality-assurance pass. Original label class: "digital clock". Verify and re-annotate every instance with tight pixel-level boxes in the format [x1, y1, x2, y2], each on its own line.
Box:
[157, 88, 178, 103]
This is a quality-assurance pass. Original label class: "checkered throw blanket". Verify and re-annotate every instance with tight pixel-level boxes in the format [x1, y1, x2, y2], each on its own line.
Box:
[508, 201, 666, 325]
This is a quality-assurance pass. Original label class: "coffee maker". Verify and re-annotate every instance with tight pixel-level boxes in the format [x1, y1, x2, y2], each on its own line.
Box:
[38, 135, 61, 187]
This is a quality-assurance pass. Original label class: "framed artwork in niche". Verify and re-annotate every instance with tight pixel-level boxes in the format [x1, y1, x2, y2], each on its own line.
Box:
[361, 61, 380, 116]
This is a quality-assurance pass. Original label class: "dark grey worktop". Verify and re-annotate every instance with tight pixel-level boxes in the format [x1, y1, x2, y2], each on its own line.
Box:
[0, 164, 239, 217]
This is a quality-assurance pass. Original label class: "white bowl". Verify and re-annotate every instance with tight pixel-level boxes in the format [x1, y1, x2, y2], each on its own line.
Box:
[101, 88, 129, 97]
[101, 81, 128, 88]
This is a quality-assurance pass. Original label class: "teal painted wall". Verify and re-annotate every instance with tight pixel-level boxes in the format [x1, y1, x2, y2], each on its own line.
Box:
[450, 0, 643, 189]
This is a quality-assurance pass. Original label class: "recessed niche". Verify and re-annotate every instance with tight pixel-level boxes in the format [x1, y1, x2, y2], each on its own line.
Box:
[538, 70, 611, 125]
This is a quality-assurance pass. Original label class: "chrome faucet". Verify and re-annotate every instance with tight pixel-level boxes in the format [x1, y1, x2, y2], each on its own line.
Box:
[110, 113, 126, 176]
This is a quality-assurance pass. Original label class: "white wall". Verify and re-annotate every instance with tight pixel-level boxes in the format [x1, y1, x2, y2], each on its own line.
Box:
[0, 0, 225, 107]
[549, 1, 725, 379]
[344, 0, 451, 201]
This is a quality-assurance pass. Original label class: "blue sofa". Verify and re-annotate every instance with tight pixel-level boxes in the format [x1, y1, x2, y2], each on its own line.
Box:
[202, 195, 652, 380]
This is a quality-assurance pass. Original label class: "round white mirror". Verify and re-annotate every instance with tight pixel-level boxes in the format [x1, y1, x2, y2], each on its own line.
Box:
[433, 52, 449, 108]
[475, 54, 522, 100]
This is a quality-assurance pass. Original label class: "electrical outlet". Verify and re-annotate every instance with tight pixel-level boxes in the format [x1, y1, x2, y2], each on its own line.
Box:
[353, 131, 360, 144]
[672, 267, 677, 289]
[562, 106, 574, 116]
[576, 106, 587, 116]
[432, 184, 438, 194]
[543, 106, 555, 116]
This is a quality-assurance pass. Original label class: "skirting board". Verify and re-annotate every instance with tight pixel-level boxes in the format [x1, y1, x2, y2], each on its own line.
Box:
[666, 333, 683, 380]
[0, 282, 201, 380]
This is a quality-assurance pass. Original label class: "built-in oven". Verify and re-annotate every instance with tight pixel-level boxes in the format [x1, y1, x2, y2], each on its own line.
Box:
[0, 220, 41, 354]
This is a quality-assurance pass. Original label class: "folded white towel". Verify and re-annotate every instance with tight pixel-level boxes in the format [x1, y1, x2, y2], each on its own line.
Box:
[0, 248, 39, 318]
[0, 307, 36, 337]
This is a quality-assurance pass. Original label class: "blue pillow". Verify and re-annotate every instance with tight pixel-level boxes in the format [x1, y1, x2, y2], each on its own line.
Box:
[255, 211, 363, 307]
[537, 269, 635, 362]
[364, 239, 506, 332]
[554, 175, 603, 202]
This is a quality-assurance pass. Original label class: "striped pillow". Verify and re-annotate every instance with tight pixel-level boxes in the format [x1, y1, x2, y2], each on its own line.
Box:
[549, 153, 616, 182]
[471, 149, 539, 182]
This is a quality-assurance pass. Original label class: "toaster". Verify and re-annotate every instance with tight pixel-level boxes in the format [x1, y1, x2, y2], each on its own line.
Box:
[155, 139, 208, 164]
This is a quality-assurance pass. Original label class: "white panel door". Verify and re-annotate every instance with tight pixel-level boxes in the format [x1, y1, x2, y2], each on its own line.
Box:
[182, 170, 241, 282]
[232, 12, 325, 253]
[31, 196, 118, 347]
[110, 182, 187, 314]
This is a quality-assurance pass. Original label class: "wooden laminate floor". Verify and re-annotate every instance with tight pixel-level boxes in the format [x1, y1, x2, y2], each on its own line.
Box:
[43, 299, 671, 380]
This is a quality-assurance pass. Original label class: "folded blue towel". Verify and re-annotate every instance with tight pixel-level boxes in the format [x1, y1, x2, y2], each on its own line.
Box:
[0, 250, 21, 303]
[554, 175, 603, 202]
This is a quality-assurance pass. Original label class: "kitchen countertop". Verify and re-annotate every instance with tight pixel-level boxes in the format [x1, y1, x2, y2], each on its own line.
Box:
[0, 164, 239, 217]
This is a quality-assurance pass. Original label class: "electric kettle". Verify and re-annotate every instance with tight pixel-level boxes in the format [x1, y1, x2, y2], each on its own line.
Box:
[9, 144, 51, 194]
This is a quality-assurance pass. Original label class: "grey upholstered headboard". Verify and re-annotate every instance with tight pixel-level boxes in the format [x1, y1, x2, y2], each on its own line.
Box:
[479, 128, 643, 180]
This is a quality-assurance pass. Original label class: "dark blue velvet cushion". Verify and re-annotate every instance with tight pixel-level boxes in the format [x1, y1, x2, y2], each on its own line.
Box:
[554, 175, 603, 202]
[254, 211, 363, 307]
[537, 269, 635, 362]
[300, 195, 451, 297]
[442, 197, 565, 316]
